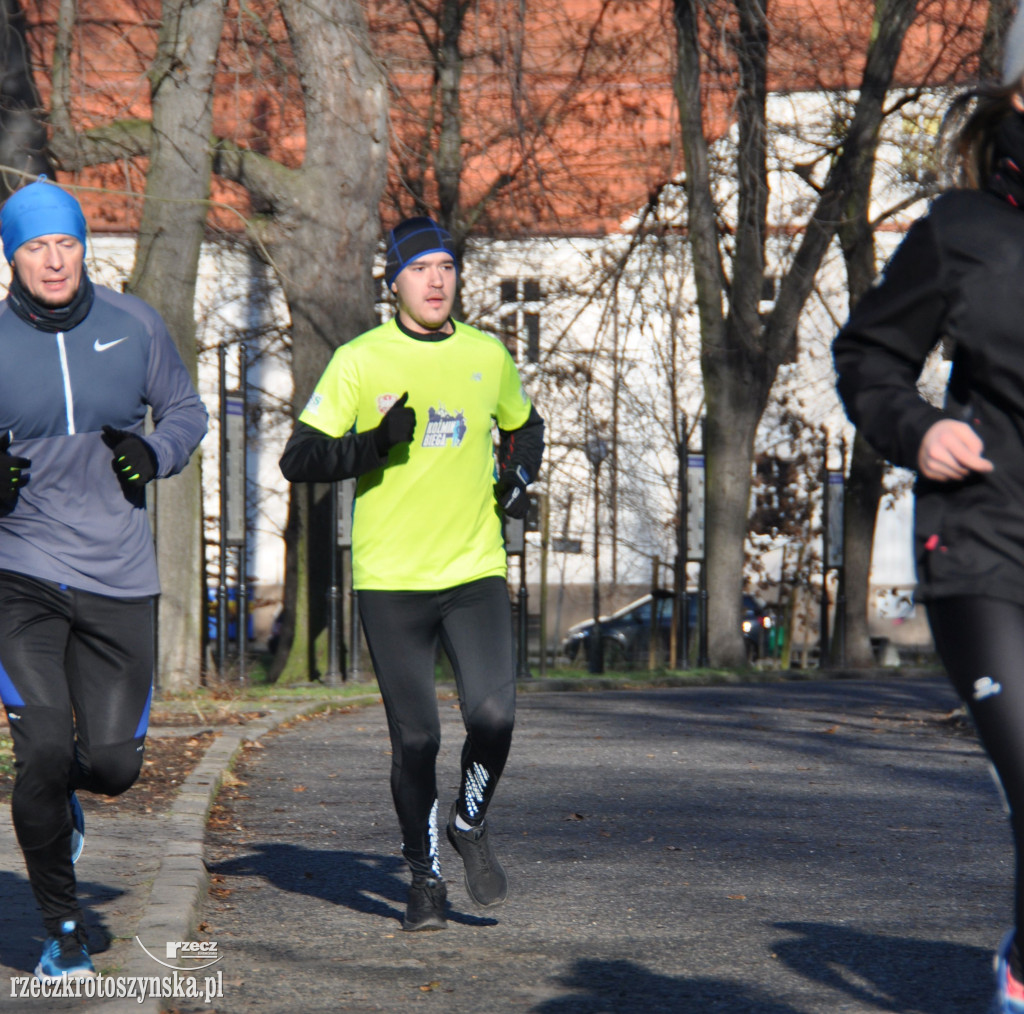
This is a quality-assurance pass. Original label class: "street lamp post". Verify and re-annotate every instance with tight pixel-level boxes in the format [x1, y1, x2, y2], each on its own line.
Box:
[585, 435, 609, 674]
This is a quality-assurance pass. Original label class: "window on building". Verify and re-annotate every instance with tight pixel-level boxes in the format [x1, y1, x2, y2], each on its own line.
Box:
[499, 277, 542, 363]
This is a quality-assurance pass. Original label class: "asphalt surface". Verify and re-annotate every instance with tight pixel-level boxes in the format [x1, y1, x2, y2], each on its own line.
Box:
[175, 676, 1010, 1014]
[0, 702, 319, 1014]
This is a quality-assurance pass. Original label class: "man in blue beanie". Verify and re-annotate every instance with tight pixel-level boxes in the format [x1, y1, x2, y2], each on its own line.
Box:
[280, 216, 544, 932]
[0, 177, 208, 980]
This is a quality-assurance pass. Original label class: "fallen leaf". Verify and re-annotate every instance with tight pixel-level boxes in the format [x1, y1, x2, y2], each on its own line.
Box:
[566, 812, 586, 821]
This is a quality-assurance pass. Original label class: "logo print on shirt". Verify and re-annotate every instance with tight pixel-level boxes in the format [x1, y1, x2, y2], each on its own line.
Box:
[973, 676, 1002, 701]
[94, 337, 130, 352]
[422, 405, 466, 448]
[472, 372, 482, 382]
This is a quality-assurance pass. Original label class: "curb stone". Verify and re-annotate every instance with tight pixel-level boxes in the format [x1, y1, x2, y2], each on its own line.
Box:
[110, 695, 381, 1014]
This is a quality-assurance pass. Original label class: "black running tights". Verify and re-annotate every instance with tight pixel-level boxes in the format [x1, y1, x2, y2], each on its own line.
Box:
[928, 596, 1024, 944]
[0, 572, 154, 933]
[358, 576, 516, 879]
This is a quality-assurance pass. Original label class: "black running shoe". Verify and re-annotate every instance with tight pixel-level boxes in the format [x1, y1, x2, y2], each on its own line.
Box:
[403, 876, 447, 931]
[446, 800, 508, 907]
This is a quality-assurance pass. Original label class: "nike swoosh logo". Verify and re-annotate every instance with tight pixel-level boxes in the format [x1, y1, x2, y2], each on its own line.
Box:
[94, 337, 130, 352]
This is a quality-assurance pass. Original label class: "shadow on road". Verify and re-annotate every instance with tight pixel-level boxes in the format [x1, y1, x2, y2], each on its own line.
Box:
[0, 870, 116, 973]
[532, 956, 802, 1013]
[530, 924, 993, 1014]
[207, 842, 498, 930]
[771, 920, 992, 1013]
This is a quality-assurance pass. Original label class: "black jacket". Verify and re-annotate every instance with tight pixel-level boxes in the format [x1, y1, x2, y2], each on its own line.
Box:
[834, 187, 1024, 604]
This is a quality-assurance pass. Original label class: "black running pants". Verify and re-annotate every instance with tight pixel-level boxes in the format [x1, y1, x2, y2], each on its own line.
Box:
[928, 596, 1024, 939]
[0, 572, 154, 933]
[358, 576, 516, 879]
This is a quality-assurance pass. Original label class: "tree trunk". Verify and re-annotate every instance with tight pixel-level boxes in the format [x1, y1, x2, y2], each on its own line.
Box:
[841, 432, 885, 666]
[124, 0, 225, 689]
[260, 0, 388, 682]
[0, 0, 52, 197]
[704, 352, 770, 667]
[981, 0, 1016, 80]
[835, 0, 924, 667]
[673, 0, 919, 667]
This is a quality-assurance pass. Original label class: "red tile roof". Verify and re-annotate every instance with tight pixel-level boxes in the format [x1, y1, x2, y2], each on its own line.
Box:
[22, 0, 987, 239]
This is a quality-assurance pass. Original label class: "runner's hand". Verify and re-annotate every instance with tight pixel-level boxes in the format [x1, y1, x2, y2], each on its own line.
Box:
[917, 419, 994, 481]
[494, 465, 530, 519]
[102, 426, 158, 486]
[0, 430, 30, 505]
[373, 393, 416, 454]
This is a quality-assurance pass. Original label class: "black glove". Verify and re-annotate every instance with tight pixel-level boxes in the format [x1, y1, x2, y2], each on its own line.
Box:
[373, 392, 416, 455]
[494, 464, 530, 519]
[0, 431, 30, 507]
[102, 425, 158, 487]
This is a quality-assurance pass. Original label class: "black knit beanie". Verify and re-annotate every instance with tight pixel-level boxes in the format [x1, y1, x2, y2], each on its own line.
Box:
[384, 217, 457, 287]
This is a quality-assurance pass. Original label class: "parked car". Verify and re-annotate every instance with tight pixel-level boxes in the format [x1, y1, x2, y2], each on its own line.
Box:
[561, 591, 774, 668]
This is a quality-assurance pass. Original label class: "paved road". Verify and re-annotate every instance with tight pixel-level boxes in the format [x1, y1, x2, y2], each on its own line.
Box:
[0, 709, 316, 1014]
[185, 677, 1008, 1014]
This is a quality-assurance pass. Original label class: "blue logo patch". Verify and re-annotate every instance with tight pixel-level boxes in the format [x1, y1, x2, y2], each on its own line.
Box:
[422, 405, 467, 448]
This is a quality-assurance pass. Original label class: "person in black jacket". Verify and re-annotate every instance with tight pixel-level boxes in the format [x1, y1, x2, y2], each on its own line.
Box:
[833, 16, 1024, 1012]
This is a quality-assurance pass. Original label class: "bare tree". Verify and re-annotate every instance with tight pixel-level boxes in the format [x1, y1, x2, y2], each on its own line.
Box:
[33, 0, 387, 684]
[673, 0, 928, 666]
[211, 0, 388, 681]
[130, 0, 225, 687]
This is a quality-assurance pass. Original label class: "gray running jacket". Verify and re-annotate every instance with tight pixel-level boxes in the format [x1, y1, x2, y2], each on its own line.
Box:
[0, 283, 208, 596]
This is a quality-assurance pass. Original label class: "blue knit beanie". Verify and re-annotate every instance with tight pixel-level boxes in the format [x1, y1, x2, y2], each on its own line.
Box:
[384, 217, 456, 287]
[1, 176, 88, 262]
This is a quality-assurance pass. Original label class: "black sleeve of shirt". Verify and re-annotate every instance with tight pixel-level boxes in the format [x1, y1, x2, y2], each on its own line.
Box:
[498, 404, 545, 482]
[832, 211, 951, 471]
[279, 421, 385, 483]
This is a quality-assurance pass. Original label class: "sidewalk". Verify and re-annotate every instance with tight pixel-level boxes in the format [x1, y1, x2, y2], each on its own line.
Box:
[0, 695, 373, 1014]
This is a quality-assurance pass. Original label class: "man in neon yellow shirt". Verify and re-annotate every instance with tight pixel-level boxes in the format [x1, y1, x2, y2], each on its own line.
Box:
[280, 217, 544, 932]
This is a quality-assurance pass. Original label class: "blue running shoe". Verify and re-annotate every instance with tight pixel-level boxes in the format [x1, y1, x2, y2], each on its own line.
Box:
[34, 920, 94, 981]
[69, 792, 84, 865]
[994, 929, 1024, 1014]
